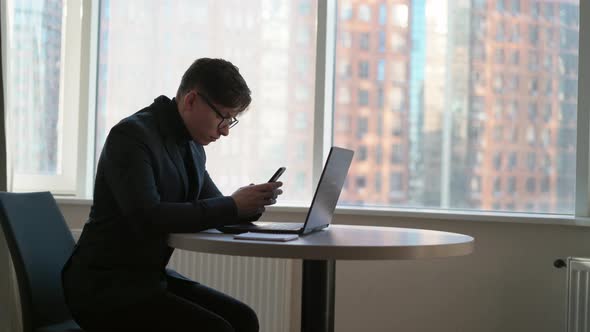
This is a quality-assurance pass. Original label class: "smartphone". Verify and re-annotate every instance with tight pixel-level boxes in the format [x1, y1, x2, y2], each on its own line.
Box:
[268, 167, 286, 183]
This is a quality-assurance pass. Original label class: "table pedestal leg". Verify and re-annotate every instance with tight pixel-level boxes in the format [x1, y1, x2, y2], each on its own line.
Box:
[301, 259, 335, 332]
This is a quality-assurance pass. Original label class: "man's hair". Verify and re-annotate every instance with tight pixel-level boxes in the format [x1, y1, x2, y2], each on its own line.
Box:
[176, 58, 252, 112]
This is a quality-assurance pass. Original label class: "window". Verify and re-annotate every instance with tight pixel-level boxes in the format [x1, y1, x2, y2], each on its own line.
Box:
[510, 50, 520, 65]
[358, 89, 369, 106]
[389, 88, 404, 111]
[391, 144, 403, 164]
[512, 0, 520, 14]
[494, 177, 502, 196]
[338, 60, 352, 79]
[377, 87, 384, 109]
[341, 1, 353, 20]
[356, 176, 367, 189]
[391, 33, 406, 52]
[357, 117, 368, 139]
[377, 60, 385, 81]
[493, 152, 503, 170]
[391, 62, 406, 84]
[378, 4, 386, 25]
[358, 4, 371, 22]
[391, 4, 408, 28]
[359, 61, 370, 79]
[359, 32, 370, 50]
[5, 0, 81, 194]
[338, 86, 351, 104]
[378, 31, 386, 52]
[526, 177, 536, 193]
[341, 31, 352, 48]
[390, 172, 403, 194]
[375, 144, 382, 164]
[527, 152, 536, 171]
[94, 0, 318, 201]
[495, 49, 505, 63]
[375, 172, 382, 192]
[508, 152, 517, 170]
[508, 176, 517, 194]
[332, 0, 579, 213]
[6, 0, 583, 218]
[530, 25, 539, 44]
[358, 145, 367, 161]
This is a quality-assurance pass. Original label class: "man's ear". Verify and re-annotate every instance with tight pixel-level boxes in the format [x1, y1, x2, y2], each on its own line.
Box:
[183, 90, 198, 112]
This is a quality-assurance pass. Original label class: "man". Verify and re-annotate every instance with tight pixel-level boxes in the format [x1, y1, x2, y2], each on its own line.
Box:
[62, 58, 282, 332]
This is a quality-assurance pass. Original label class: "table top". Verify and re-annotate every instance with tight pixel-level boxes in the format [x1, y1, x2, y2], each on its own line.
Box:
[168, 224, 474, 260]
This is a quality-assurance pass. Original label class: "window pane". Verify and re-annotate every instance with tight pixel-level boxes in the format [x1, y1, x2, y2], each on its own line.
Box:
[333, 0, 579, 214]
[96, 0, 317, 202]
[7, 0, 63, 175]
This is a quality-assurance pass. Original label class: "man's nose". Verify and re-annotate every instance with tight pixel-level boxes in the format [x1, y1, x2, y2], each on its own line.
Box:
[219, 126, 230, 136]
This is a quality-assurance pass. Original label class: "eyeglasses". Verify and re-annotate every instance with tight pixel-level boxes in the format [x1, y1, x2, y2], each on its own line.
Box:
[197, 92, 239, 129]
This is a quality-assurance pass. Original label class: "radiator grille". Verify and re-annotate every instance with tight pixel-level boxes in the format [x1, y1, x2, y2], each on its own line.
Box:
[168, 249, 293, 332]
[567, 257, 590, 332]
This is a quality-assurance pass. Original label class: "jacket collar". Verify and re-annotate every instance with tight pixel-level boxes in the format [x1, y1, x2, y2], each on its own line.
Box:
[153, 95, 192, 144]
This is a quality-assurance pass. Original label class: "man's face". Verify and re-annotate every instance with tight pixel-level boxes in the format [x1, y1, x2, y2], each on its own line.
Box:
[179, 90, 240, 145]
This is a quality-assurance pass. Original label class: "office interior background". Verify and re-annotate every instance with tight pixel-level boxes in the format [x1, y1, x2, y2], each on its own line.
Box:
[2, 0, 590, 331]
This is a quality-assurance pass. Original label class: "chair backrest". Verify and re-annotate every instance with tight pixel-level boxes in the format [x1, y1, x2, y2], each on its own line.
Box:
[0, 192, 76, 331]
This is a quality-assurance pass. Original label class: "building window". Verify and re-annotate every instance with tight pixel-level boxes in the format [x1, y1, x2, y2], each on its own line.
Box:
[341, 31, 352, 48]
[391, 144, 403, 164]
[391, 4, 408, 28]
[508, 176, 517, 194]
[359, 60, 370, 79]
[358, 89, 370, 106]
[359, 32, 370, 50]
[541, 176, 550, 192]
[358, 4, 371, 22]
[358, 145, 367, 161]
[391, 33, 406, 52]
[508, 152, 517, 170]
[341, 1, 353, 20]
[356, 176, 367, 189]
[377, 60, 385, 81]
[526, 177, 536, 193]
[527, 152, 536, 171]
[493, 152, 503, 170]
[378, 3, 387, 25]
[375, 172, 382, 192]
[494, 177, 502, 196]
[357, 117, 368, 139]
[378, 31, 386, 52]
[390, 172, 403, 193]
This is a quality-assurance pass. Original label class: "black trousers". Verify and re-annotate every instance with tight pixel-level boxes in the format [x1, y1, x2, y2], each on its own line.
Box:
[74, 271, 259, 332]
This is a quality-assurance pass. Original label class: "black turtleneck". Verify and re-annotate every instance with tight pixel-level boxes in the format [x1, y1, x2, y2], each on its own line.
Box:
[164, 98, 198, 200]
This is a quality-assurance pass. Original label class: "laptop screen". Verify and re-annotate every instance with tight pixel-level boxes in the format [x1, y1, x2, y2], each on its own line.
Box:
[301, 147, 354, 234]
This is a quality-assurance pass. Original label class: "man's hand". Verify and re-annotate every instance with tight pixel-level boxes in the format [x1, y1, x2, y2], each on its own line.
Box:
[231, 182, 284, 218]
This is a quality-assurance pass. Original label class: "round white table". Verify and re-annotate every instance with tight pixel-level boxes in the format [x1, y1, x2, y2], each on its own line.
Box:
[168, 224, 474, 332]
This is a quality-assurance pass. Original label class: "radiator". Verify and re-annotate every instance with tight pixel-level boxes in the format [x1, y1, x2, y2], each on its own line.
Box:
[567, 257, 590, 332]
[168, 249, 294, 332]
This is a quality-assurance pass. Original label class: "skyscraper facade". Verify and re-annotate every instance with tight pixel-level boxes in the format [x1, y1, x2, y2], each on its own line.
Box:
[334, 0, 579, 214]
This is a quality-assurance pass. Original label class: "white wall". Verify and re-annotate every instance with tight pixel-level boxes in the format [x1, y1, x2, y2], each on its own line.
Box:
[59, 202, 590, 332]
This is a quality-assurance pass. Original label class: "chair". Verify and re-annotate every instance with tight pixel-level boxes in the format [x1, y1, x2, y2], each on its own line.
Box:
[0, 192, 82, 332]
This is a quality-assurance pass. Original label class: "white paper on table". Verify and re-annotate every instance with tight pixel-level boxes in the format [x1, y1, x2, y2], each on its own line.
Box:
[234, 232, 299, 242]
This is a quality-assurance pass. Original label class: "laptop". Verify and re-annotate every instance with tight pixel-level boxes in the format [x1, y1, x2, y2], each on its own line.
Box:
[220, 146, 354, 235]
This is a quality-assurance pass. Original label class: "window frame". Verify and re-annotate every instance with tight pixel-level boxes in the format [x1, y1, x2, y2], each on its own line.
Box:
[7, 0, 590, 225]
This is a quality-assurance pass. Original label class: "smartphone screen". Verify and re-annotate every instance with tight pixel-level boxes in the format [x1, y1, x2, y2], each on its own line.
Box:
[268, 167, 286, 182]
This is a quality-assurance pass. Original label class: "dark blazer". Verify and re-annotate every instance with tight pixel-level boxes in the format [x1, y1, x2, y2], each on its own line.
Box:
[62, 96, 253, 314]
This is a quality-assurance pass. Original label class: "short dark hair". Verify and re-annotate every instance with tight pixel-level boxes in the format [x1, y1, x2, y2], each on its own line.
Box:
[177, 58, 252, 112]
